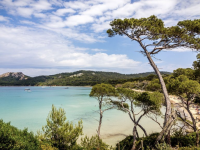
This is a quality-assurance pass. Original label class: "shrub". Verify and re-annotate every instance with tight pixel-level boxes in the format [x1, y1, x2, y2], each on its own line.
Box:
[0, 119, 40, 150]
[80, 135, 110, 150]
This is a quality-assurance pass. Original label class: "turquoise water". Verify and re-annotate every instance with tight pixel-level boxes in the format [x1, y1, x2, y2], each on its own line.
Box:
[0, 86, 163, 145]
[0, 86, 100, 132]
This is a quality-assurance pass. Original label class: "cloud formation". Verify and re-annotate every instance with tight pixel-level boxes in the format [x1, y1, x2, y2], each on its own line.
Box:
[0, 25, 141, 76]
[0, 0, 199, 76]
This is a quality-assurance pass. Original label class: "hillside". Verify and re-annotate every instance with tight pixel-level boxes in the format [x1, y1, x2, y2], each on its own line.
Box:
[0, 70, 171, 86]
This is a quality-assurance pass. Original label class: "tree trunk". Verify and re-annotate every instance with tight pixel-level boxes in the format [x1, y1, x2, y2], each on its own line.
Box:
[144, 49, 171, 125]
[97, 111, 103, 139]
[138, 40, 173, 142]
[196, 131, 199, 147]
[131, 126, 137, 150]
[166, 131, 171, 145]
[186, 104, 199, 147]
[128, 112, 148, 137]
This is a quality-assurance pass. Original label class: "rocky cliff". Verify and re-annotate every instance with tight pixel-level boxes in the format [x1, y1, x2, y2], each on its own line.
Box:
[0, 72, 28, 80]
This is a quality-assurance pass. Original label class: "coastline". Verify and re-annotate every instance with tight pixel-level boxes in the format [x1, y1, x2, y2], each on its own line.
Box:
[132, 88, 200, 132]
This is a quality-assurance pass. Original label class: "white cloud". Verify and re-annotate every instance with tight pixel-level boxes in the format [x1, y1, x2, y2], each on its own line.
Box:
[166, 47, 192, 52]
[0, 25, 142, 76]
[0, 0, 200, 76]
[0, 15, 10, 22]
[33, 12, 47, 18]
[0, 0, 52, 18]
[63, 1, 90, 10]
[17, 7, 34, 18]
[54, 8, 76, 16]
[65, 15, 94, 26]
[37, 26, 99, 43]
[30, 0, 52, 11]
[91, 48, 106, 52]
[92, 21, 110, 32]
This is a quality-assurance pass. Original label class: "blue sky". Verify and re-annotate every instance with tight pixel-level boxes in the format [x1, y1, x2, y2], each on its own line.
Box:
[0, 0, 199, 77]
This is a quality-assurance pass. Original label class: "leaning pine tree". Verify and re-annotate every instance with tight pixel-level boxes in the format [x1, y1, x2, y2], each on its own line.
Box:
[107, 16, 200, 143]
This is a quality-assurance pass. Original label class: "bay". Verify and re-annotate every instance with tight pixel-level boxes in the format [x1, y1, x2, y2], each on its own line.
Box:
[0, 86, 163, 146]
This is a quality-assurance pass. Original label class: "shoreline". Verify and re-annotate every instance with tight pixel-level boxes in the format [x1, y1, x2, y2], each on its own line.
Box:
[132, 88, 200, 132]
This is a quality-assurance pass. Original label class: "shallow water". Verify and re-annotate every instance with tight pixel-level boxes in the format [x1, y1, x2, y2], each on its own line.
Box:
[0, 86, 164, 146]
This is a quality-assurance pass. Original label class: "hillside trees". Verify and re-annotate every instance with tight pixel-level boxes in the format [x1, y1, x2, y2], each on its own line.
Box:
[107, 15, 200, 143]
[38, 105, 83, 150]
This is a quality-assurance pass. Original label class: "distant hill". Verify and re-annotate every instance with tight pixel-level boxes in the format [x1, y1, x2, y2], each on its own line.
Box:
[0, 72, 28, 80]
[0, 70, 171, 86]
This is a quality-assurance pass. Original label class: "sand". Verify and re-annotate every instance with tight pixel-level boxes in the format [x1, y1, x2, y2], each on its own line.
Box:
[83, 89, 199, 147]
[132, 89, 200, 131]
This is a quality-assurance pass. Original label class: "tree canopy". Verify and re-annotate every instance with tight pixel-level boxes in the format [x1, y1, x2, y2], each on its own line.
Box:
[107, 15, 200, 53]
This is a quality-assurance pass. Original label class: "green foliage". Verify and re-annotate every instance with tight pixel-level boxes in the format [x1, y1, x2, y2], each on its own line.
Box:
[177, 19, 200, 50]
[0, 119, 40, 150]
[173, 68, 195, 79]
[146, 78, 161, 92]
[107, 15, 165, 40]
[155, 142, 173, 150]
[178, 147, 200, 150]
[0, 70, 171, 86]
[167, 75, 200, 97]
[116, 133, 160, 150]
[116, 87, 138, 101]
[80, 135, 109, 150]
[122, 80, 150, 90]
[112, 88, 138, 111]
[90, 83, 116, 98]
[171, 131, 198, 147]
[193, 54, 200, 70]
[39, 105, 83, 150]
[107, 16, 200, 59]
[117, 131, 200, 149]
[136, 92, 164, 112]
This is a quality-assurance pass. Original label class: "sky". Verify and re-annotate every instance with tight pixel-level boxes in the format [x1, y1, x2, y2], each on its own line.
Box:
[0, 0, 200, 77]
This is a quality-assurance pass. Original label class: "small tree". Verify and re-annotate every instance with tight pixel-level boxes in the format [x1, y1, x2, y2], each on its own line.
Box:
[39, 105, 83, 150]
[107, 16, 200, 142]
[167, 75, 200, 147]
[89, 83, 116, 139]
[112, 88, 163, 150]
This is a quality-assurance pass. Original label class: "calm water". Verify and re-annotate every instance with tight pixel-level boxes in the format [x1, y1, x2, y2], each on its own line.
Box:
[0, 86, 100, 132]
[0, 86, 163, 145]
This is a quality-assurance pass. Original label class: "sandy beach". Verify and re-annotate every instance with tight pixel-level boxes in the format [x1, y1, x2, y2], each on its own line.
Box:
[82, 89, 200, 147]
[132, 89, 200, 131]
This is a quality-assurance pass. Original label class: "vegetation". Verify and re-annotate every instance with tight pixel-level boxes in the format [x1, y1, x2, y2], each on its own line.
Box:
[90, 83, 116, 139]
[2, 16, 200, 150]
[38, 105, 83, 150]
[107, 15, 200, 144]
[80, 135, 110, 150]
[113, 88, 163, 150]
[0, 70, 170, 86]
[0, 120, 41, 150]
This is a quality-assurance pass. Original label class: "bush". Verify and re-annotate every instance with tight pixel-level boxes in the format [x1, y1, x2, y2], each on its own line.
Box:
[80, 135, 110, 150]
[116, 133, 159, 150]
[171, 131, 197, 147]
[0, 119, 40, 150]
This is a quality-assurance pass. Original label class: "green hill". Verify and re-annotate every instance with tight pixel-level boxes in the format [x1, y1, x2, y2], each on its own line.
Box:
[0, 70, 171, 86]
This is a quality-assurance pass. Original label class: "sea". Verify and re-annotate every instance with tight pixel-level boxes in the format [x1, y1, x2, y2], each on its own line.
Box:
[0, 86, 163, 146]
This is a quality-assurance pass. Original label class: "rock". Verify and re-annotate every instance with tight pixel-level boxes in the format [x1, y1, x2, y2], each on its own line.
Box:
[0, 72, 28, 80]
